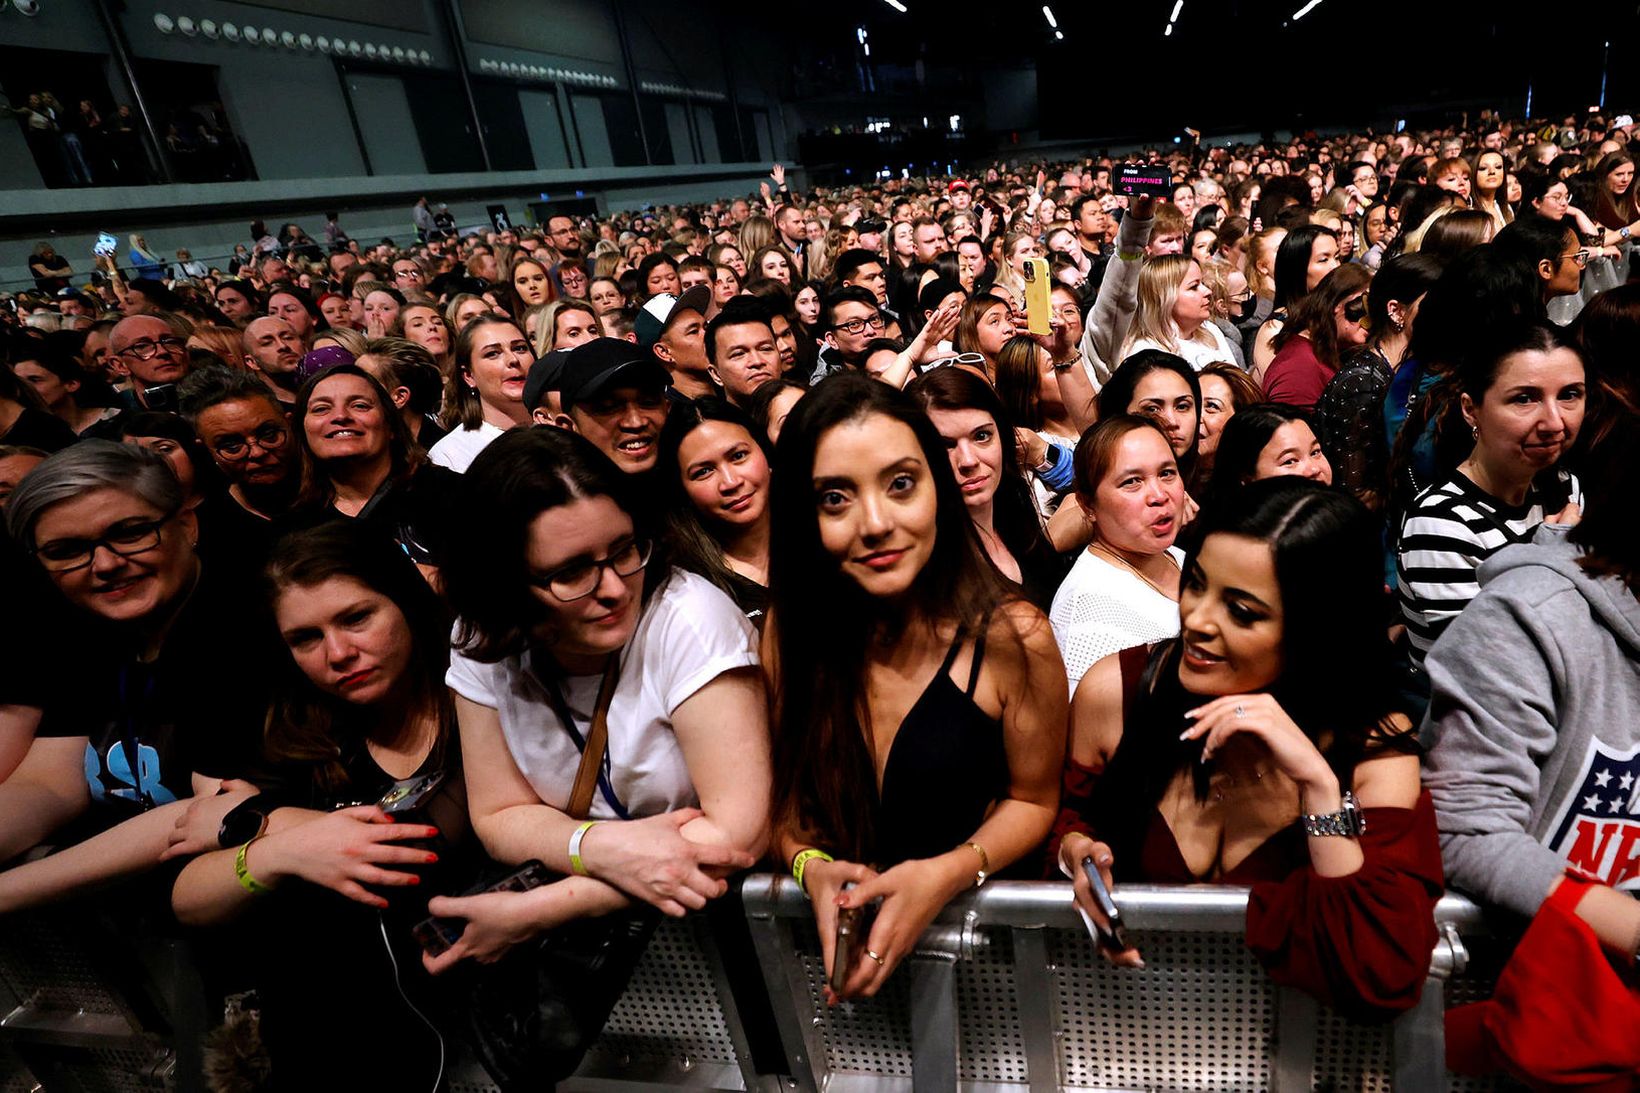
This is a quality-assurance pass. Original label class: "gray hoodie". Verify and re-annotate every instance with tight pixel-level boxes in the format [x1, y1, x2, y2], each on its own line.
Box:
[1422, 524, 1640, 919]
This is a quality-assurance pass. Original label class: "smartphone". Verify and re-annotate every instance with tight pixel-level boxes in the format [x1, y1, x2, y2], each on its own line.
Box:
[1022, 256, 1051, 337]
[93, 232, 118, 259]
[1080, 856, 1130, 952]
[378, 771, 446, 815]
[413, 861, 552, 956]
[830, 881, 876, 993]
[140, 383, 179, 413]
[1117, 163, 1172, 198]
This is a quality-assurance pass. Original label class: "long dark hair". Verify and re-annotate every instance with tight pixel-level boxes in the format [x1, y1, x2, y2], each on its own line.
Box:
[1272, 225, 1337, 312]
[767, 372, 1011, 863]
[291, 364, 423, 509]
[904, 365, 1064, 599]
[1569, 283, 1640, 471]
[261, 521, 455, 795]
[1204, 403, 1316, 508]
[656, 396, 770, 599]
[1091, 478, 1411, 869]
[1271, 263, 1372, 371]
[1098, 349, 1202, 486]
[444, 426, 665, 664]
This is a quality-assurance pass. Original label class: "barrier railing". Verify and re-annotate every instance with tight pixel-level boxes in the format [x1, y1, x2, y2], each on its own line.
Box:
[0, 877, 1507, 1092]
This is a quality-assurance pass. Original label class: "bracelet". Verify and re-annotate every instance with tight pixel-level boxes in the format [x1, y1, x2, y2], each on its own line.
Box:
[791, 848, 833, 894]
[964, 841, 990, 887]
[234, 836, 272, 896]
[568, 820, 600, 876]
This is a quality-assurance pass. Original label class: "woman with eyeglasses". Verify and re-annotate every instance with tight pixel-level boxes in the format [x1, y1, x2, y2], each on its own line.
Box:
[432, 427, 767, 1081]
[0, 441, 272, 868]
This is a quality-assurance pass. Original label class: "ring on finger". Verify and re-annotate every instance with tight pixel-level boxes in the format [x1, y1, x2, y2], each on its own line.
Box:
[1234, 704, 1246, 718]
[866, 949, 886, 966]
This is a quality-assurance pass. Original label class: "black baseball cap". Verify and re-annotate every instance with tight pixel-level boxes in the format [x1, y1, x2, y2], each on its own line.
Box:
[857, 216, 888, 235]
[522, 349, 572, 412]
[558, 338, 671, 411]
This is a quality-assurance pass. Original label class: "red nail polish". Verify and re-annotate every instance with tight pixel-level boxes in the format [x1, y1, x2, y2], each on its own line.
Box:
[425, 853, 439, 864]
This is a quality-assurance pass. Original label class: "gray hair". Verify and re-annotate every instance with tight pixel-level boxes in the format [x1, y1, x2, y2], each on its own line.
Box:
[5, 440, 182, 551]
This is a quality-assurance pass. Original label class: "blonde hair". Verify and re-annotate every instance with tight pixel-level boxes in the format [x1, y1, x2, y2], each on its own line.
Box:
[1246, 227, 1286, 300]
[1124, 254, 1211, 355]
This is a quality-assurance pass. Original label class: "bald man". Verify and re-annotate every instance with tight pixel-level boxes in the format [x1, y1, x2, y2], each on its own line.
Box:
[242, 316, 305, 404]
[108, 314, 191, 411]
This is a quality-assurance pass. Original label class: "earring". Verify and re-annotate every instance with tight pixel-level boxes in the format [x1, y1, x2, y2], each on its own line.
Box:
[1471, 425, 1479, 440]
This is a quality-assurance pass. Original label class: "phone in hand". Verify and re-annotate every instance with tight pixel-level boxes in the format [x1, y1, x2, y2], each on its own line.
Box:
[1117, 163, 1172, 199]
[413, 860, 552, 956]
[1079, 856, 1130, 952]
[830, 881, 876, 993]
[94, 232, 118, 259]
[1022, 256, 1052, 337]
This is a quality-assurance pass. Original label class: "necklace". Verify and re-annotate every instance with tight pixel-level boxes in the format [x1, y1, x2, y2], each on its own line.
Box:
[1089, 541, 1179, 600]
[1208, 763, 1277, 802]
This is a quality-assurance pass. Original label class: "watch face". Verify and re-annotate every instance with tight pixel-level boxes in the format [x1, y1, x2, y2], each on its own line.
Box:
[219, 805, 267, 848]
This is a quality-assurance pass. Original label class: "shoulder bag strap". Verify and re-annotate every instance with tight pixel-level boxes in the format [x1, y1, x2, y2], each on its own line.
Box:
[565, 656, 620, 820]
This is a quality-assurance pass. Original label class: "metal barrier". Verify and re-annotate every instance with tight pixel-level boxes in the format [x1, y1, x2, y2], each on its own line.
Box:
[741, 876, 1504, 1093]
[1, 878, 1509, 1092]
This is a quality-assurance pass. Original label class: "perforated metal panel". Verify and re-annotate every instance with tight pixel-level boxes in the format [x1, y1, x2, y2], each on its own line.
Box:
[582, 916, 741, 1071]
[955, 931, 1029, 1085]
[1311, 1006, 1392, 1092]
[0, 913, 132, 1022]
[792, 925, 914, 1077]
[1050, 925, 1276, 1091]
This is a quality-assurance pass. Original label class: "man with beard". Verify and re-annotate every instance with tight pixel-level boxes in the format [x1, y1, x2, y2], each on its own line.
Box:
[240, 316, 304, 406]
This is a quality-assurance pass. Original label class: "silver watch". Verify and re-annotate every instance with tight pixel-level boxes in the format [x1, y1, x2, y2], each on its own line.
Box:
[1301, 791, 1366, 837]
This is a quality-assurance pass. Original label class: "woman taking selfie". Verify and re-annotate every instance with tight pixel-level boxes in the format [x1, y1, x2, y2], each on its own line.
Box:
[907, 367, 1067, 607]
[432, 427, 768, 1080]
[1057, 478, 1441, 1022]
[767, 372, 1065, 1000]
[170, 521, 463, 1089]
[655, 397, 773, 623]
[428, 315, 534, 473]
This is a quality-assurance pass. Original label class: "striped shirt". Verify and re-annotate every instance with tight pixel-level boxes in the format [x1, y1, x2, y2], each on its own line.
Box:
[1397, 469, 1581, 667]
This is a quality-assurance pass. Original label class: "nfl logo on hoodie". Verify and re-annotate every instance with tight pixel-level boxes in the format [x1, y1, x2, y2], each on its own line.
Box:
[1545, 737, 1640, 890]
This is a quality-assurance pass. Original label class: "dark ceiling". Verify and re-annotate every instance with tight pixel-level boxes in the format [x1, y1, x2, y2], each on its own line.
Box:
[789, 0, 1640, 141]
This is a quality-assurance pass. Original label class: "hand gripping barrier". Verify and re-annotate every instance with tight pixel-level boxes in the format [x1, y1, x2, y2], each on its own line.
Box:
[0, 878, 1504, 1092]
[738, 876, 1500, 1093]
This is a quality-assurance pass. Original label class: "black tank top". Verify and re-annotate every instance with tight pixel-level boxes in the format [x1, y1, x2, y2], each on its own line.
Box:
[875, 618, 1009, 868]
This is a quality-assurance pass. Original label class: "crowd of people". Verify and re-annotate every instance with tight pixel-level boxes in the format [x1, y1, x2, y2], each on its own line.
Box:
[2, 105, 1639, 1088]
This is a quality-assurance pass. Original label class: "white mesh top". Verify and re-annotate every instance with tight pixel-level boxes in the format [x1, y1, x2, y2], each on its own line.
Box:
[1049, 546, 1185, 690]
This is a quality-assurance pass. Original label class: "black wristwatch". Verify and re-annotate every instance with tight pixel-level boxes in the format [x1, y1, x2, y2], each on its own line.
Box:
[218, 798, 270, 849]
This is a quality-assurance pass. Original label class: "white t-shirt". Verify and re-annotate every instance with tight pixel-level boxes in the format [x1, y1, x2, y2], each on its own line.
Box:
[1125, 324, 1238, 372]
[446, 569, 759, 820]
[1049, 546, 1184, 690]
[428, 420, 507, 473]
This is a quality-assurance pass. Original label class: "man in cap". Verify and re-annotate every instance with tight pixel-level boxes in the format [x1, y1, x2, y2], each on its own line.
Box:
[556, 338, 671, 477]
[634, 285, 713, 401]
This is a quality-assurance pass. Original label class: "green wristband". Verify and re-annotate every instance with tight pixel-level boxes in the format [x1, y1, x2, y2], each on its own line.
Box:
[791, 848, 833, 894]
[235, 837, 272, 896]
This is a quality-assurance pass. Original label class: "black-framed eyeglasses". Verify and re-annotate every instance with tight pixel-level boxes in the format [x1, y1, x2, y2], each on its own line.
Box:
[531, 539, 653, 602]
[118, 336, 187, 360]
[33, 510, 180, 573]
[832, 314, 885, 336]
[212, 423, 289, 461]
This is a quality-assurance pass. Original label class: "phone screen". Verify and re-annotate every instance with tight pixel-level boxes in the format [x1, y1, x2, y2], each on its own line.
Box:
[94, 232, 118, 258]
[1117, 164, 1171, 198]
